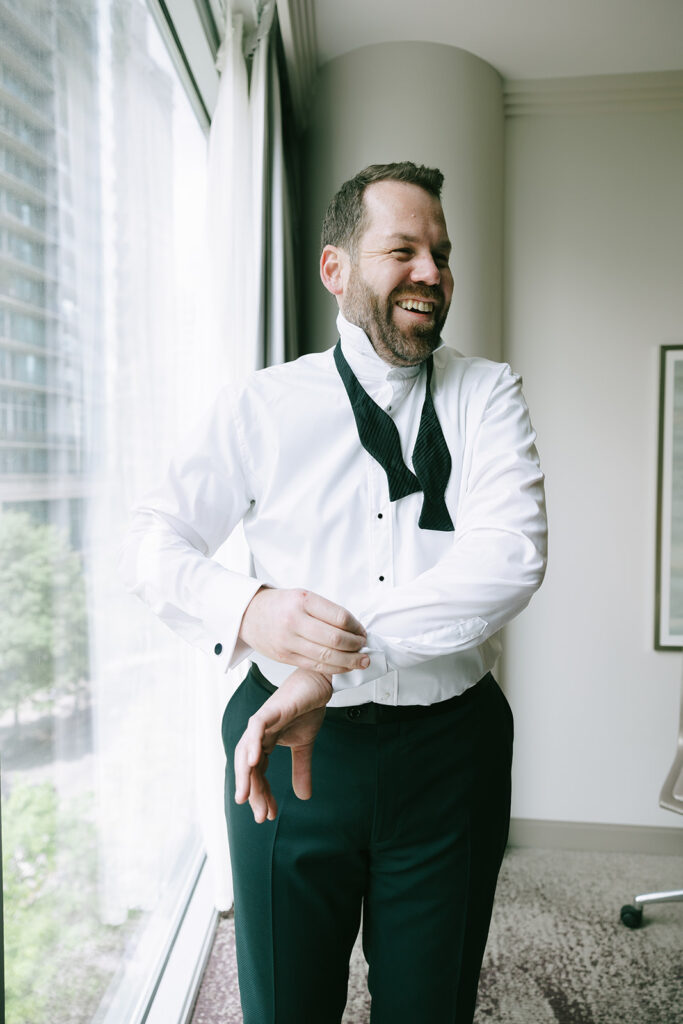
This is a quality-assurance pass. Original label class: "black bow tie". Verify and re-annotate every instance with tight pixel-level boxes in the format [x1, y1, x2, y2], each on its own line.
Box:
[334, 341, 454, 532]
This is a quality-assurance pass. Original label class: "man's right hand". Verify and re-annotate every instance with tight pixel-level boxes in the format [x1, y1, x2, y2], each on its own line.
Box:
[239, 587, 369, 674]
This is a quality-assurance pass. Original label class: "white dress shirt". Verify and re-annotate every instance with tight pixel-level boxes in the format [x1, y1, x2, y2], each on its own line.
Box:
[121, 313, 547, 708]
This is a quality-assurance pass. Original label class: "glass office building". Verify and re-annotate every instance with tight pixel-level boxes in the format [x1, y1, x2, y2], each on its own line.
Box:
[0, 2, 214, 1021]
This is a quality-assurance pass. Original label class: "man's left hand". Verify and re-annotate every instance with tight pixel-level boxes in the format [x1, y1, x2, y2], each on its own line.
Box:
[234, 669, 333, 822]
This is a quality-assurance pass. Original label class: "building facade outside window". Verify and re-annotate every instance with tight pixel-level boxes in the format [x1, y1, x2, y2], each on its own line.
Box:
[1, 1, 215, 1021]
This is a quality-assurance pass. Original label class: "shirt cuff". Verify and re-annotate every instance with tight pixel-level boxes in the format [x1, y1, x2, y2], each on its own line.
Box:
[330, 650, 388, 692]
[359, 617, 488, 670]
[198, 565, 264, 672]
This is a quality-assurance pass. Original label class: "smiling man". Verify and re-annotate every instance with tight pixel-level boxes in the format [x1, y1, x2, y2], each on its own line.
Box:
[123, 162, 547, 1024]
[333, 176, 453, 366]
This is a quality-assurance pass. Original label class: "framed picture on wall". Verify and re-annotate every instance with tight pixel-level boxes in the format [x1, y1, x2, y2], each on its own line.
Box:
[655, 344, 683, 649]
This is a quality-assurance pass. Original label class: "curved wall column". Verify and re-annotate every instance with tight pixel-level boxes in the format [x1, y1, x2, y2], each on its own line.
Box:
[301, 42, 504, 360]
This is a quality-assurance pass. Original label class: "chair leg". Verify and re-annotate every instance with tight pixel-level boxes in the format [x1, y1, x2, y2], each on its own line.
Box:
[620, 888, 683, 928]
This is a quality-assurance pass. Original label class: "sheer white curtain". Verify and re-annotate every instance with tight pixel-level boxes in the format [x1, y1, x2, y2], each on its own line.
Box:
[196, 0, 298, 909]
[81, 0, 297, 953]
[87, 0, 215, 928]
[193, 6, 254, 915]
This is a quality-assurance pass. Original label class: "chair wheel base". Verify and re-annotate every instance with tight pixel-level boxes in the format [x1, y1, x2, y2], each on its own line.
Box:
[620, 904, 643, 929]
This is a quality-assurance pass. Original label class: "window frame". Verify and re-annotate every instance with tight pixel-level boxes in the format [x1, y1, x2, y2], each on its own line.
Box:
[146, 0, 220, 129]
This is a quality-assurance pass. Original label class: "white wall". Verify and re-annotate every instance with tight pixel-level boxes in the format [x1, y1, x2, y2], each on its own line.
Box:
[302, 42, 504, 360]
[504, 80, 683, 828]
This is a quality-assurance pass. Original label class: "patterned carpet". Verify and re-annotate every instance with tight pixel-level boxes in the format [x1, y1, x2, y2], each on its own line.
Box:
[190, 847, 683, 1024]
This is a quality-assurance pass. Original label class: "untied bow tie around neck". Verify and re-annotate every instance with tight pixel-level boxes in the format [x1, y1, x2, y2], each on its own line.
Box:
[334, 341, 454, 532]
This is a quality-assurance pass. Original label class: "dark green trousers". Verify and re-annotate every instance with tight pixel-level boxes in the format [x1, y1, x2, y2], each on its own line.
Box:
[222, 666, 513, 1024]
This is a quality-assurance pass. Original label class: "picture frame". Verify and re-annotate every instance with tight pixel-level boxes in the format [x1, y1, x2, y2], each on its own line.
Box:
[655, 345, 683, 649]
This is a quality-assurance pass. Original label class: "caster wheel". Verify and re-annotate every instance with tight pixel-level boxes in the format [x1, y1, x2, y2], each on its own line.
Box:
[620, 904, 643, 929]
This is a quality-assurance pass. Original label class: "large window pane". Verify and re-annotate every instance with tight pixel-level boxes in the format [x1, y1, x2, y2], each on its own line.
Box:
[0, 1, 213, 1021]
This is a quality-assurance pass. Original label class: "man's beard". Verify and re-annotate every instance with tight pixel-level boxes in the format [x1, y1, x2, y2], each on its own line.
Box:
[341, 265, 448, 366]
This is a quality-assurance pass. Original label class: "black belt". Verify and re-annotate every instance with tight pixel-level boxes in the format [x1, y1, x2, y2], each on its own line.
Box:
[248, 663, 488, 725]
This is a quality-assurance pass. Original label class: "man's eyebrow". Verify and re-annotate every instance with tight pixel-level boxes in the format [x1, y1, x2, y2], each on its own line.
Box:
[385, 233, 452, 252]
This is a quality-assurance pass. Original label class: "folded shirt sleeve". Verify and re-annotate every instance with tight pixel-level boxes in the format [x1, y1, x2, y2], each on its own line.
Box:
[331, 363, 547, 689]
[120, 385, 262, 672]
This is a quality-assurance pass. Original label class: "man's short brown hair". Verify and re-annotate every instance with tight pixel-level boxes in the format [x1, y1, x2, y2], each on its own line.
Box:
[320, 161, 444, 258]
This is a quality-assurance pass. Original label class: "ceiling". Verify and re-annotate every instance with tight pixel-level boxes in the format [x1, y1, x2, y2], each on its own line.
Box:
[314, 0, 683, 80]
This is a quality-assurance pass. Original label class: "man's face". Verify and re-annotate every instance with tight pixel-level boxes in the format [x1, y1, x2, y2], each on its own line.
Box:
[340, 180, 453, 366]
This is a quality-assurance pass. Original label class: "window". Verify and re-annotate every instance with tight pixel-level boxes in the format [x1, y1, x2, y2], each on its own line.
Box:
[0, 146, 48, 190]
[7, 311, 47, 347]
[0, 188, 47, 231]
[1, 2, 218, 1022]
[0, 352, 48, 385]
[0, 102, 48, 151]
[2, 229, 46, 269]
[0, 388, 48, 439]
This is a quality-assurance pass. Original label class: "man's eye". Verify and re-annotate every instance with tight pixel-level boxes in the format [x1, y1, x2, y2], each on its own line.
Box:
[392, 248, 412, 257]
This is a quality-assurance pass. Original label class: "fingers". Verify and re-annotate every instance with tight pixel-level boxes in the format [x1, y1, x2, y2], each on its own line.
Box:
[290, 592, 369, 673]
[239, 587, 368, 672]
[301, 619, 367, 653]
[247, 758, 278, 822]
[237, 746, 309, 822]
[301, 591, 366, 638]
[235, 742, 279, 822]
[234, 714, 268, 804]
[291, 635, 370, 674]
[234, 673, 330, 822]
[290, 744, 314, 800]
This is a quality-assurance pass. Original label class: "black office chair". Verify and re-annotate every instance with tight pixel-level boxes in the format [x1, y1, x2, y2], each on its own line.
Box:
[620, 675, 683, 928]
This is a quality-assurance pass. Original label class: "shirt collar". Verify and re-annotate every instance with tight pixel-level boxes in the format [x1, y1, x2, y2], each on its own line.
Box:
[336, 312, 424, 384]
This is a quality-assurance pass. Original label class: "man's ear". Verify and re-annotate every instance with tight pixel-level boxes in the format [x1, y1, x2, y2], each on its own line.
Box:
[320, 245, 349, 298]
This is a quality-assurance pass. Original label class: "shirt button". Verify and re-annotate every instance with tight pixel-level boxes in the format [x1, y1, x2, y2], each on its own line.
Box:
[377, 513, 383, 519]
[386, 405, 392, 412]
[379, 575, 384, 582]
[214, 643, 223, 655]
[347, 707, 361, 720]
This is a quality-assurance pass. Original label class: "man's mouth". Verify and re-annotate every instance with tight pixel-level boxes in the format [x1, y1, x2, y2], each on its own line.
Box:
[396, 298, 436, 315]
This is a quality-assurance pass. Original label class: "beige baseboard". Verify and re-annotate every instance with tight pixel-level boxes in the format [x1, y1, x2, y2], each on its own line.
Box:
[508, 818, 683, 857]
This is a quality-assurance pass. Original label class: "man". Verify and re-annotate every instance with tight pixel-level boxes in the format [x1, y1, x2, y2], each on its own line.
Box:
[123, 162, 546, 1023]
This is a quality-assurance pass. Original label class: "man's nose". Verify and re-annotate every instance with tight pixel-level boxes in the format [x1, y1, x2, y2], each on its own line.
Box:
[410, 253, 440, 286]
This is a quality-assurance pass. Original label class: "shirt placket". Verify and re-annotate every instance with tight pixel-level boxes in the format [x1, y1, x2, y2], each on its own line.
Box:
[368, 378, 398, 706]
